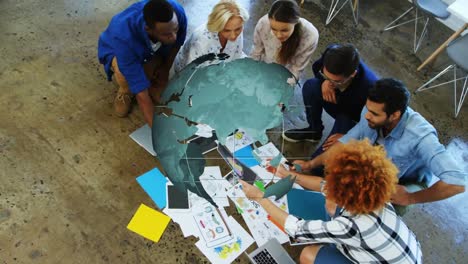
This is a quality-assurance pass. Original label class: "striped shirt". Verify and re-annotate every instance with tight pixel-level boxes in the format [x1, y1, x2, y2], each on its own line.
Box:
[285, 203, 422, 263]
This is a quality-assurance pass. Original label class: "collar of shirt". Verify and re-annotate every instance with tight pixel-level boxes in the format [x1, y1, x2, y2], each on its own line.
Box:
[150, 41, 162, 52]
[386, 110, 410, 140]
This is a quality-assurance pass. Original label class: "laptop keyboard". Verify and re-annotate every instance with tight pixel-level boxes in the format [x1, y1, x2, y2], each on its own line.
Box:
[252, 249, 279, 264]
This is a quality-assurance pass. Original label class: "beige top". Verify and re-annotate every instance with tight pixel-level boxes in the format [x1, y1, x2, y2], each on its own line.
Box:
[250, 15, 319, 79]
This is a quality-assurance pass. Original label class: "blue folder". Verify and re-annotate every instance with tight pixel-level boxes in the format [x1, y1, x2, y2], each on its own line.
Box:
[287, 188, 328, 221]
[136, 168, 168, 209]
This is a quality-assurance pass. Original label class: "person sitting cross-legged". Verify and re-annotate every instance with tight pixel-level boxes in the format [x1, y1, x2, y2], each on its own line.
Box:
[241, 140, 422, 264]
[282, 44, 378, 144]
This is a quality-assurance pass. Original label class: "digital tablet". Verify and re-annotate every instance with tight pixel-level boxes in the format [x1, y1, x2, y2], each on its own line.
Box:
[166, 184, 191, 211]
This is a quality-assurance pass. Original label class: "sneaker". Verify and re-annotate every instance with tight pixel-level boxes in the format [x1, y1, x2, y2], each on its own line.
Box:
[114, 92, 132, 117]
[282, 128, 322, 143]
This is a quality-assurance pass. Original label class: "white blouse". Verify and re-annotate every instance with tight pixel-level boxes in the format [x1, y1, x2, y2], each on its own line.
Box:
[250, 15, 319, 79]
[174, 23, 245, 72]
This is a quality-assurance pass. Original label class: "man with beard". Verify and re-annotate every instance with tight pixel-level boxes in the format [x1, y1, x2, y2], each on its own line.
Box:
[273, 78, 466, 215]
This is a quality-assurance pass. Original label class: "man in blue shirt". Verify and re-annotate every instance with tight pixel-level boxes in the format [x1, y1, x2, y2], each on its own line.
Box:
[276, 78, 466, 215]
[98, 0, 187, 127]
[283, 44, 378, 146]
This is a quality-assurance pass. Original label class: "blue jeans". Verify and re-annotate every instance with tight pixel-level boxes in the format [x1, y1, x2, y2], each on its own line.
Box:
[303, 78, 356, 176]
[315, 244, 352, 264]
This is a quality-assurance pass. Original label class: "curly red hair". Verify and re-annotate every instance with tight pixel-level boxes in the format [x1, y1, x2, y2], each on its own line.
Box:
[324, 139, 398, 215]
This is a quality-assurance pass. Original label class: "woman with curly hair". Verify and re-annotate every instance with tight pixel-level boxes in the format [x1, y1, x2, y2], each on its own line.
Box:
[240, 140, 422, 264]
[250, 0, 319, 80]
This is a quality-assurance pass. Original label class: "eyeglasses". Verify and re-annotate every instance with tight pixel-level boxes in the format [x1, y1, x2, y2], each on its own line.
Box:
[319, 69, 354, 86]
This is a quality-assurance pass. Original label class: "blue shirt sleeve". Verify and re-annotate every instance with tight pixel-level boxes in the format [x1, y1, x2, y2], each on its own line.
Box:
[415, 134, 467, 186]
[114, 40, 151, 94]
[339, 108, 367, 143]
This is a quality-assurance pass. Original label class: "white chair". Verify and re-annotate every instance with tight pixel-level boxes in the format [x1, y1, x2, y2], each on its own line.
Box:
[416, 34, 468, 117]
[383, 0, 450, 53]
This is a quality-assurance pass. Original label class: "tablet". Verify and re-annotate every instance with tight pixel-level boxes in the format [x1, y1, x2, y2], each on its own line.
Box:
[166, 184, 191, 211]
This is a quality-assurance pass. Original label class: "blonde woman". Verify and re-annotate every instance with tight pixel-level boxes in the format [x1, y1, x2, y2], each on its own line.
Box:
[174, 0, 248, 72]
[251, 0, 319, 80]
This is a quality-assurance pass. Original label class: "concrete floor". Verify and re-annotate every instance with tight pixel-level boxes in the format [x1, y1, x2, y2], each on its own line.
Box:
[0, 0, 467, 263]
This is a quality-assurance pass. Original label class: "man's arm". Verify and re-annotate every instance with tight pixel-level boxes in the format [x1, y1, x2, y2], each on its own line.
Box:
[392, 181, 465, 205]
[399, 133, 467, 204]
[135, 89, 154, 127]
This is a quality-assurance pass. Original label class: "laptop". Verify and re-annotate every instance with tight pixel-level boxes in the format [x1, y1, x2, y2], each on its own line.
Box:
[247, 238, 295, 264]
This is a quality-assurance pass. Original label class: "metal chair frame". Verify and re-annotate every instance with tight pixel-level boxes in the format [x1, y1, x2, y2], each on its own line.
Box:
[383, 5, 431, 53]
[326, 0, 359, 26]
[416, 64, 468, 117]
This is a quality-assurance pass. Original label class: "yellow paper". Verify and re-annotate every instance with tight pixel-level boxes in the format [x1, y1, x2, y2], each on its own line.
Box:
[127, 204, 170, 242]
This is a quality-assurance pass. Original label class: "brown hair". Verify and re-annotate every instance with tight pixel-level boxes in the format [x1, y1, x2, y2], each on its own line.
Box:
[323, 140, 398, 215]
[268, 0, 302, 65]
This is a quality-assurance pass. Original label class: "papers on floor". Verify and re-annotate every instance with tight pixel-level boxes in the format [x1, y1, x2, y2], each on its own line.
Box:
[225, 129, 255, 153]
[226, 183, 290, 246]
[189, 166, 230, 207]
[129, 124, 156, 156]
[127, 204, 170, 243]
[195, 216, 254, 264]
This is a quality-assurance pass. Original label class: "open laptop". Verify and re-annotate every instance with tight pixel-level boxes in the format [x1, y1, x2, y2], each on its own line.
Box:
[247, 238, 295, 264]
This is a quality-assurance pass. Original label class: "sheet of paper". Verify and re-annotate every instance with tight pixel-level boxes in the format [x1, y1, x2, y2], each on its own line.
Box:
[225, 129, 255, 153]
[136, 168, 168, 209]
[195, 124, 214, 138]
[127, 204, 170, 243]
[195, 216, 254, 264]
[253, 142, 287, 168]
[242, 211, 290, 246]
[233, 145, 260, 168]
[226, 184, 289, 246]
[129, 124, 156, 156]
[192, 202, 233, 248]
[189, 166, 230, 207]
[163, 207, 199, 238]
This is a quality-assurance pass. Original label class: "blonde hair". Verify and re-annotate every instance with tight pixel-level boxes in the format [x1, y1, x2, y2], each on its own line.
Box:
[207, 0, 249, 32]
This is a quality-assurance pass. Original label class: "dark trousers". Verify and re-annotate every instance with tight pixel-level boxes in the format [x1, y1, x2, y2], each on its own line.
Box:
[303, 78, 356, 176]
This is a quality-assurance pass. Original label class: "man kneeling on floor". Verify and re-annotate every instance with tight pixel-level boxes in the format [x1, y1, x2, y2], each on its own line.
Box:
[282, 43, 378, 145]
[241, 140, 422, 264]
[98, 0, 187, 127]
[276, 78, 466, 215]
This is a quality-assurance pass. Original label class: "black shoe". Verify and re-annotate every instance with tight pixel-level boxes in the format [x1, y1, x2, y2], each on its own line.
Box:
[282, 128, 322, 143]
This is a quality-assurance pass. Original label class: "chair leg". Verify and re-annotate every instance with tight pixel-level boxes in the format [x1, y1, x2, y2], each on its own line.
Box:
[350, 0, 359, 25]
[413, 9, 430, 53]
[416, 65, 454, 92]
[383, 7, 416, 31]
[455, 68, 468, 117]
[326, 0, 351, 25]
[416, 64, 468, 117]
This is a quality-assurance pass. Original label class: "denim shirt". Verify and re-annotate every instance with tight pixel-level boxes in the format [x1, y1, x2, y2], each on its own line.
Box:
[340, 107, 466, 186]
